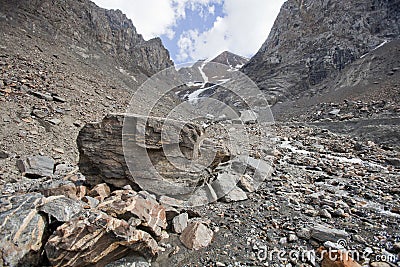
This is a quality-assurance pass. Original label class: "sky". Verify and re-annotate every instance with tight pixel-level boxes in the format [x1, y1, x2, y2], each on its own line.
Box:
[92, 0, 286, 64]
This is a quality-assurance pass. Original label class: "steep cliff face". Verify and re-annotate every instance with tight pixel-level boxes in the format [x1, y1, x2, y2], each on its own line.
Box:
[243, 0, 400, 103]
[0, 0, 173, 77]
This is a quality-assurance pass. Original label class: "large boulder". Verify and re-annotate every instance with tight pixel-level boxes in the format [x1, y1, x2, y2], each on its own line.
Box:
[77, 113, 229, 196]
[45, 210, 159, 267]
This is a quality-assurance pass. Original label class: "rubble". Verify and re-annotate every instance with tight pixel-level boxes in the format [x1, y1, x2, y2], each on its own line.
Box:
[179, 221, 214, 250]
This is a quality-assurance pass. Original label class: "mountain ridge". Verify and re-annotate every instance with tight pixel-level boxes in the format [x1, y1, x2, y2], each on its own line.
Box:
[243, 0, 400, 104]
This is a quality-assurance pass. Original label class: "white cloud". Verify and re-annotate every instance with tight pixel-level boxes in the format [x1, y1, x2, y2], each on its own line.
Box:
[177, 0, 286, 62]
[93, 0, 223, 41]
[92, 0, 176, 40]
[208, 5, 215, 15]
[92, 0, 285, 62]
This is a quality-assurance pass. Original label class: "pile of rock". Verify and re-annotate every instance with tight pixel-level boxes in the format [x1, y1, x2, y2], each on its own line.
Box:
[1, 113, 275, 266]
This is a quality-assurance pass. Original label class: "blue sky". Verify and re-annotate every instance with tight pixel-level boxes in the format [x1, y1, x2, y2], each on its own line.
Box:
[92, 0, 285, 64]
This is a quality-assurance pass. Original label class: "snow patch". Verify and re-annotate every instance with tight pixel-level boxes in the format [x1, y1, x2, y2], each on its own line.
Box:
[117, 67, 137, 82]
[360, 40, 389, 58]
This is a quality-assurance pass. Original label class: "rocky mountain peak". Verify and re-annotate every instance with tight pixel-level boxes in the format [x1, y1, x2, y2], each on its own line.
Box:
[0, 0, 173, 77]
[211, 51, 248, 69]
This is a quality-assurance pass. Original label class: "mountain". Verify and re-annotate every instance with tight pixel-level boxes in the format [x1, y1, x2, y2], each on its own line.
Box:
[176, 51, 249, 103]
[243, 0, 400, 104]
[178, 51, 248, 84]
[0, 0, 176, 169]
[210, 51, 248, 70]
[1, 0, 173, 78]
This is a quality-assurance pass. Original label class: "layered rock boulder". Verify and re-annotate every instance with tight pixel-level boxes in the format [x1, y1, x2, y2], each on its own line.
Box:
[45, 210, 159, 267]
[0, 193, 47, 267]
[77, 113, 230, 196]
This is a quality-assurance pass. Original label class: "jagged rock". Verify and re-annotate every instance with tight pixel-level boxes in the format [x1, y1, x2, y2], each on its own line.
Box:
[310, 224, 349, 242]
[179, 221, 214, 250]
[231, 155, 273, 183]
[211, 172, 239, 199]
[186, 185, 218, 207]
[16, 155, 55, 178]
[45, 210, 159, 267]
[77, 113, 208, 192]
[88, 183, 111, 201]
[38, 196, 83, 222]
[0, 193, 46, 267]
[0, 150, 9, 159]
[97, 189, 167, 237]
[172, 213, 189, 234]
[238, 174, 256, 192]
[82, 196, 100, 208]
[37, 180, 79, 199]
[222, 186, 248, 203]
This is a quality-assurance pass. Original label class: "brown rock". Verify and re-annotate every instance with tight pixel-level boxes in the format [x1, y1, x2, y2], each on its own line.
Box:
[38, 180, 79, 199]
[45, 210, 159, 267]
[179, 221, 214, 250]
[88, 183, 111, 201]
[238, 174, 256, 192]
[77, 114, 228, 197]
[222, 186, 248, 202]
[317, 247, 361, 267]
[97, 189, 167, 237]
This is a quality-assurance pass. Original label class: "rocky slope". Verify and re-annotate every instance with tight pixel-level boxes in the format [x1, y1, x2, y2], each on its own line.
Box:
[243, 0, 400, 104]
[1, 0, 173, 78]
[0, 0, 400, 267]
[0, 0, 175, 184]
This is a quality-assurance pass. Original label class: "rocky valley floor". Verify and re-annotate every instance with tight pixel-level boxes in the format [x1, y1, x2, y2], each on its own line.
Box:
[1, 117, 399, 267]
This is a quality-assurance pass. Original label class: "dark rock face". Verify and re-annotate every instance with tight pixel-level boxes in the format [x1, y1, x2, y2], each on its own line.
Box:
[77, 113, 206, 191]
[243, 0, 400, 103]
[0, 0, 173, 78]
